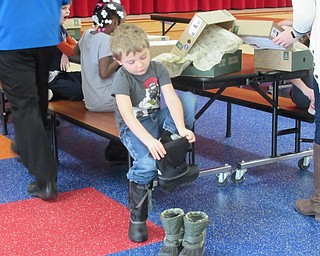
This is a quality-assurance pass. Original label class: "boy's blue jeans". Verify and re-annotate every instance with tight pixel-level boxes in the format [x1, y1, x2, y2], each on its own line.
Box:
[119, 91, 198, 185]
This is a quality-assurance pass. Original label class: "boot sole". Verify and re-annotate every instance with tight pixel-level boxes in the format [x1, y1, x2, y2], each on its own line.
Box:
[158, 171, 199, 192]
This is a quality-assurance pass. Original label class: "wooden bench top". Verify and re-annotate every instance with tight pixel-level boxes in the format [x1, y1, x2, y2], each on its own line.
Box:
[48, 100, 119, 139]
[205, 87, 314, 123]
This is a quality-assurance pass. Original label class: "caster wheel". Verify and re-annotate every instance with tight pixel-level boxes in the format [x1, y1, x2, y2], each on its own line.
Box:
[231, 170, 245, 184]
[215, 174, 228, 187]
[298, 158, 310, 171]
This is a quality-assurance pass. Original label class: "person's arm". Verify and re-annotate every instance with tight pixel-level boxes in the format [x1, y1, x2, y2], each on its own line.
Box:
[98, 56, 120, 79]
[290, 78, 315, 106]
[161, 83, 196, 143]
[115, 94, 166, 160]
[273, 0, 315, 47]
[57, 35, 77, 56]
[292, 0, 315, 36]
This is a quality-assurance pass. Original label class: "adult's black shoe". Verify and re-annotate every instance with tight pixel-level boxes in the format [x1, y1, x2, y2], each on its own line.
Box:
[28, 181, 57, 200]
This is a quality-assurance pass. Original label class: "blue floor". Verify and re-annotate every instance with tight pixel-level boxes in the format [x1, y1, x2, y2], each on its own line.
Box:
[1, 94, 320, 255]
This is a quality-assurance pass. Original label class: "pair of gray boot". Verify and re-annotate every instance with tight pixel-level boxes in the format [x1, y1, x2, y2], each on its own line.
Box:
[158, 208, 209, 256]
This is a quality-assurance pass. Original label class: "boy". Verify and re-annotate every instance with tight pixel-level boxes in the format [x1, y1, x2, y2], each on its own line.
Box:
[110, 24, 199, 243]
[49, 2, 83, 101]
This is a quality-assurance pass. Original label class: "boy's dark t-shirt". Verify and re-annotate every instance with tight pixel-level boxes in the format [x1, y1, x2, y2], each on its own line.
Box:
[111, 61, 171, 130]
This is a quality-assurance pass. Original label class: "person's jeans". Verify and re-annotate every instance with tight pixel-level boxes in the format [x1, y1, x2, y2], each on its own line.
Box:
[119, 91, 198, 185]
[314, 77, 320, 144]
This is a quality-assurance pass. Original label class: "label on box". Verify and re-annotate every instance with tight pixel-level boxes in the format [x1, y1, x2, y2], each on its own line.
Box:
[270, 27, 282, 38]
[283, 52, 289, 60]
[189, 16, 203, 37]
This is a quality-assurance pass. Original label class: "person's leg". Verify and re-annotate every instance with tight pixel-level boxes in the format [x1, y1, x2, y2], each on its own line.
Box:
[36, 47, 54, 127]
[49, 71, 83, 101]
[159, 91, 198, 135]
[0, 48, 57, 200]
[119, 117, 159, 243]
[295, 77, 320, 220]
[178, 91, 198, 129]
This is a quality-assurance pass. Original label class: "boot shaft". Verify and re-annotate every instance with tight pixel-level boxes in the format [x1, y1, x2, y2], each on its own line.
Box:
[158, 208, 185, 256]
[157, 137, 190, 180]
[183, 211, 209, 238]
[160, 208, 185, 238]
[128, 181, 152, 222]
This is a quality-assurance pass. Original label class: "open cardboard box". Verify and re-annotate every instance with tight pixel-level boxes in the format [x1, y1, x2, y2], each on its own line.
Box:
[171, 10, 236, 57]
[232, 19, 288, 50]
[181, 49, 242, 77]
[254, 42, 313, 72]
[171, 10, 242, 77]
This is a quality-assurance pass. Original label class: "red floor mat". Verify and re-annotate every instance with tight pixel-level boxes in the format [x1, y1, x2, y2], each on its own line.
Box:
[0, 188, 164, 255]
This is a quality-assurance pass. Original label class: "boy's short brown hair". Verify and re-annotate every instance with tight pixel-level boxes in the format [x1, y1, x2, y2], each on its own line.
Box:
[110, 23, 149, 61]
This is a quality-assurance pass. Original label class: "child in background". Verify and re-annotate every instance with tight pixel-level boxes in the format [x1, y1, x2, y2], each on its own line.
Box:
[74, 0, 127, 164]
[74, 0, 125, 112]
[110, 24, 199, 243]
[49, 2, 83, 101]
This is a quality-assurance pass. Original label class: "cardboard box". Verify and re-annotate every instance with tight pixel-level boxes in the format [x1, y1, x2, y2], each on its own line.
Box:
[181, 49, 242, 77]
[64, 18, 81, 41]
[232, 20, 287, 50]
[148, 35, 170, 41]
[171, 10, 236, 57]
[150, 40, 177, 59]
[254, 47, 313, 72]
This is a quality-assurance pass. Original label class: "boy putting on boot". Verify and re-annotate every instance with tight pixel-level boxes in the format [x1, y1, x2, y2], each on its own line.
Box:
[110, 23, 199, 243]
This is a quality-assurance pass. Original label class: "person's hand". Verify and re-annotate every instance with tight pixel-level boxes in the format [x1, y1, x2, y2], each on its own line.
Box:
[146, 138, 167, 160]
[60, 53, 70, 71]
[272, 26, 297, 48]
[307, 90, 315, 111]
[178, 128, 196, 143]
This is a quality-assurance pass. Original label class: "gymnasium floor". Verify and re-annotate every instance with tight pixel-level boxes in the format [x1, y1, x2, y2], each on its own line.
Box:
[1, 7, 320, 256]
[1, 92, 320, 255]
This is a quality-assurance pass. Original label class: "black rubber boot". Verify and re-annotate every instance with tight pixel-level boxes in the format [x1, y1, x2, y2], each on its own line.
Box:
[128, 181, 153, 243]
[158, 208, 185, 256]
[157, 135, 199, 192]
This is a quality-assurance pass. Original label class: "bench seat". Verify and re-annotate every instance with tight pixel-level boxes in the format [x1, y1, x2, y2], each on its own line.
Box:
[47, 100, 120, 162]
[204, 87, 314, 123]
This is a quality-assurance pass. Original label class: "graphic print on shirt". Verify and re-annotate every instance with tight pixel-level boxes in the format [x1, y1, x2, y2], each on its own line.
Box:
[133, 77, 160, 118]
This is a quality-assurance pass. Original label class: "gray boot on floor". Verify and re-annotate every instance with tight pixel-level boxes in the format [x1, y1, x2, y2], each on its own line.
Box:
[158, 208, 185, 256]
[179, 211, 210, 256]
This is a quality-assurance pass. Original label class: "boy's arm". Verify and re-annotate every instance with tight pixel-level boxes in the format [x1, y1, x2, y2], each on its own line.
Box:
[116, 94, 166, 160]
[161, 83, 196, 143]
[57, 35, 77, 56]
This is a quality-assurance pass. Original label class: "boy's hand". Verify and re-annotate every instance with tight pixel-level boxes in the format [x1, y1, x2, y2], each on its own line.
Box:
[179, 129, 196, 143]
[147, 138, 167, 160]
[60, 53, 70, 71]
